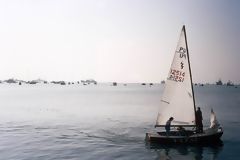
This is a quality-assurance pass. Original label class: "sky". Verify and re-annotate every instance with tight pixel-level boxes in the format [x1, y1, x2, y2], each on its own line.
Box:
[0, 0, 240, 83]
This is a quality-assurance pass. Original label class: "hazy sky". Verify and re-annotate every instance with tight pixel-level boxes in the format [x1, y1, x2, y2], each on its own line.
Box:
[0, 0, 239, 83]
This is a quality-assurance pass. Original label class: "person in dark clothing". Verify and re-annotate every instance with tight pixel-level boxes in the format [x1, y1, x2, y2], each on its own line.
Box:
[196, 107, 203, 133]
[165, 117, 174, 136]
[177, 126, 186, 136]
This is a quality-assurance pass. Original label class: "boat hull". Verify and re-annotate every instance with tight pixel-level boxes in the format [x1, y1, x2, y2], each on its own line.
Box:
[146, 130, 223, 144]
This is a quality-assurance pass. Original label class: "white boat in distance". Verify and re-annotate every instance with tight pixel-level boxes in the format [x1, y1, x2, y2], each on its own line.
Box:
[146, 26, 223, 144]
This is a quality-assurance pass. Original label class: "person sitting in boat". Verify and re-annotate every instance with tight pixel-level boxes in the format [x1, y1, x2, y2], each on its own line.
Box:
[177, 126, 186, 136]
[165, 117, 174, 136]
[196, 107, 203, 133]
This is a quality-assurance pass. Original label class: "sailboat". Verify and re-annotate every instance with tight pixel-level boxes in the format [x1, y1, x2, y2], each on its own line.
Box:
[146, 26, 223, 144]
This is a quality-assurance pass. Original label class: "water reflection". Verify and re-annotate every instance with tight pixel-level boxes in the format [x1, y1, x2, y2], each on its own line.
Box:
[146, 141, 223, 160]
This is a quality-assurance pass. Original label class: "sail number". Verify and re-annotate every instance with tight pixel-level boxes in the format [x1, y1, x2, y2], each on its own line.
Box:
[168, 69, 185, 82]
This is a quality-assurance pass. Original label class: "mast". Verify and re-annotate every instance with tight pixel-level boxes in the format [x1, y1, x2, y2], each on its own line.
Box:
[183, 25, 197, 123]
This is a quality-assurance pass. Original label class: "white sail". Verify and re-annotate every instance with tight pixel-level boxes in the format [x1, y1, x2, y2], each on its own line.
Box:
[205, 109, 220, 134]
[156, 26, 196, 126]
[210, 109, 219, 129]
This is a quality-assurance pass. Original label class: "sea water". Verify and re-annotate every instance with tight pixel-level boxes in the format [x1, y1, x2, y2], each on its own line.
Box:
[0, 83, 239, 160]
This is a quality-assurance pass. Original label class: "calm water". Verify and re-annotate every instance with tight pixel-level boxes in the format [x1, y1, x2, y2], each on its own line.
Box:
[0, 83, 239, 160]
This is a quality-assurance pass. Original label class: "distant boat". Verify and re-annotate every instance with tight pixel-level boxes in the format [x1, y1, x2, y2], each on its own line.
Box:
[60, 81, 66, 85]
[5, 79, 17, 83]
[216, 79, 223, 85]
[29, 81, 37, 84]
[81, 79, 97, 85]
[146, 26, 223, 144]
[226, 80, 234, 86]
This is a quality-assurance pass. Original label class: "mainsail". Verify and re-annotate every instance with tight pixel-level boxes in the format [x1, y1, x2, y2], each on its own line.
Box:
[156, 26, 196, 127]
